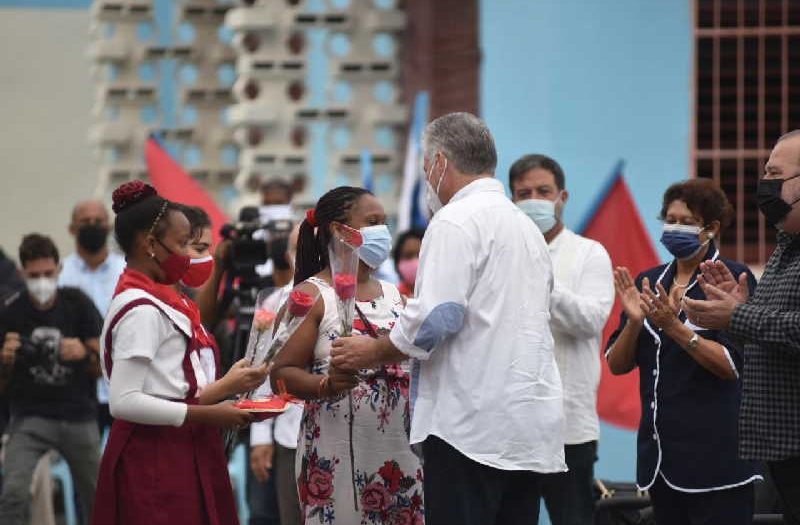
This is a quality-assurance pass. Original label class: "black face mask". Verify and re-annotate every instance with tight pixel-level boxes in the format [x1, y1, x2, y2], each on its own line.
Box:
[757, 173, 800, 227]
[77, 224, 108, 254]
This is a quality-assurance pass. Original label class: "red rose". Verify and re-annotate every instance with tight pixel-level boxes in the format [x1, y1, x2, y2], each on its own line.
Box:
[288, 290, 315, 317]
[306, 465, 334, 505]
[378, 460, 403, 493]
[334, 273, 357, 300]
[392, 508, 413, 525]
[361, 482, 393, 513]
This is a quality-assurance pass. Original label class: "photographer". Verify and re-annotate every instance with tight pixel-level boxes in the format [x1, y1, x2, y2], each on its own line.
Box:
[0, 234, 102, 525]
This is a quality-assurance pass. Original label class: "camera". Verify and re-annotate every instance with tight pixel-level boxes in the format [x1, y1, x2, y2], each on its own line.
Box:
[220, 208, 294, 297]
[219, 206, 294, 364]
[18, 327, 61, 363]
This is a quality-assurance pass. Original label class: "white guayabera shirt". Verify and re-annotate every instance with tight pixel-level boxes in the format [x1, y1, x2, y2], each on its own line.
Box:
[390, 177, 567, 473]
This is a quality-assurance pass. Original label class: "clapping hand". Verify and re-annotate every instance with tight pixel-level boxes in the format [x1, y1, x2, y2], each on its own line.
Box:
[640, 279, 680, 332]
[613, 267, 645, 324]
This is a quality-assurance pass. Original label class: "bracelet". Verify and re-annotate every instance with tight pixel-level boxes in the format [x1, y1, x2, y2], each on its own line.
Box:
[317, 375, 330, 399]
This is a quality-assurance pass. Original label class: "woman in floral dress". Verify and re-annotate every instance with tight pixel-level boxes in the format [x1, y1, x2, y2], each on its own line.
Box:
[270, 187, 424, 525]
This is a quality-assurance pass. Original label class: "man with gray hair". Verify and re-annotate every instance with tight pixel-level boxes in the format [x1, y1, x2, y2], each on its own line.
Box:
[332, 112, 566, 525]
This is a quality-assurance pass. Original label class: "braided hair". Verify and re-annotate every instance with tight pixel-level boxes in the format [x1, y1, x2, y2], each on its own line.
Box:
[112, 181, 182, 256]
[294, 186, 370, 285]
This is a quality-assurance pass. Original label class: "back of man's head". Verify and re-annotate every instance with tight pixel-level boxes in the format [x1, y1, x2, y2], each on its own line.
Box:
[422, 112, 497, 176]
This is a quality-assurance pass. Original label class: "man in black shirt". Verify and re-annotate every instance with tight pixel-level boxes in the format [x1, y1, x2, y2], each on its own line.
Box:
[0, 234, 102, 525]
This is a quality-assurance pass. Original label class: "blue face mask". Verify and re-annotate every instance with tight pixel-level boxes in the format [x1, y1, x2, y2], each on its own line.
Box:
[358, 225, 392, 269]
[517, 198, 558, 233]
[660, 224, 709, 260]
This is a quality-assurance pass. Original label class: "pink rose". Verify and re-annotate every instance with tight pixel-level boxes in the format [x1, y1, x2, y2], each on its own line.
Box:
[306, 465, 334, 505]
[361, 482, 393, 513]
[334, 273, 357, 300]
[253, 309, 276, 331]
[288, 290, 315, 317]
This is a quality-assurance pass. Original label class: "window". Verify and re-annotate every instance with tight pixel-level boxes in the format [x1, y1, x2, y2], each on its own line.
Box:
[693, 0, 800, 265]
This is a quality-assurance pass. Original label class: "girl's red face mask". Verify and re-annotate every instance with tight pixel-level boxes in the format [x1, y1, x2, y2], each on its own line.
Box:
[180, 256, 214, 288]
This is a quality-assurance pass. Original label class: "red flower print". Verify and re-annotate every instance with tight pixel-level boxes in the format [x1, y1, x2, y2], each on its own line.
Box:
[306, 465, 334, 505]
[378, 460, 404, 493]
[392, 507, 413, 525]
[411, 493, 422, 509]
[297, 476, 309, 504]
[361, 482, 393, 512]
[353, 317, 379, 335]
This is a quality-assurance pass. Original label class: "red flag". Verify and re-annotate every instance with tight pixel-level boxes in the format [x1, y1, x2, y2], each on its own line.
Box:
[145, 137, 229, 244]
[578, 161, 660, 430]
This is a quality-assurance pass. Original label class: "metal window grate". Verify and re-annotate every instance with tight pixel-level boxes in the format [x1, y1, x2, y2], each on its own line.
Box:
[693, 0, 800, 266]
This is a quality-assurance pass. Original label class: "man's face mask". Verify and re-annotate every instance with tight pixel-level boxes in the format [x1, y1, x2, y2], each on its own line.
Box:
[425, 156, 447, 216]
[517, 193, 563, 234]
[26, 276, 57, 305]
[757, 173, 800, 227]
[77, 224, 108, 254]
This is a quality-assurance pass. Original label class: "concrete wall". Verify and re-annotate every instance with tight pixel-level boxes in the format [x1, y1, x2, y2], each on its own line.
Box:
[0, 6, 97, 261]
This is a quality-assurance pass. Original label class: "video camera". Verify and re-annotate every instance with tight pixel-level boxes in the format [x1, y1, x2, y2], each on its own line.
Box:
[219, 206, 294, 364]
[220, 206, 294, 302]
[18, 327, 61, 363]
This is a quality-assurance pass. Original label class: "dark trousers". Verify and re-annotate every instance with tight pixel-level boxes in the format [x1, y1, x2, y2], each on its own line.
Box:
[96, 403, 113, 436]
[539, 440, 597, 525]
[247, 442, 280, 525]
[422, 435, 543, 525]
[769, 456, 800, 525]
[649, 476, 754, 525]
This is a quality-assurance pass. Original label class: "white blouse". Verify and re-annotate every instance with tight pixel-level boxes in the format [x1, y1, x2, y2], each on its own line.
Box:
[102, 289, 202, 427]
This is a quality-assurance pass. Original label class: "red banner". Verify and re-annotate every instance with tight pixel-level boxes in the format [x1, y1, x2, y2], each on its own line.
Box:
[145, 137, 229, 244]
[579, 164, 660, 430]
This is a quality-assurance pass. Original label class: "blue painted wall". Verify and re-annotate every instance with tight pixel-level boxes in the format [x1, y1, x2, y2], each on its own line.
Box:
[480, 0, 692, 513]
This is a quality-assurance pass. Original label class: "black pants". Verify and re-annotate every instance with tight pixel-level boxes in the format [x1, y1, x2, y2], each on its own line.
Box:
[539, 441, 597, 525]
[97, 403, 113, 436]
[422, 435, 543, 525]
[649, 476, 754, 525]
[769, 456, 800, 525]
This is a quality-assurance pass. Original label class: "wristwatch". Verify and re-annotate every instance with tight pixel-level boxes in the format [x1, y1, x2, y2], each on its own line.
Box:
[686, 333, 700, 351]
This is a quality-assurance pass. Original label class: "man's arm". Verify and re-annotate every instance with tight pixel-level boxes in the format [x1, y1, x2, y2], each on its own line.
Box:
[728, 303, 800, 353]
[549, 242, 614, 339]
[331, 220, 473, 369]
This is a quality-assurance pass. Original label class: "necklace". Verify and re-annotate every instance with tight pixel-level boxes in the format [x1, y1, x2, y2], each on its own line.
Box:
[673, 277, 691, 288]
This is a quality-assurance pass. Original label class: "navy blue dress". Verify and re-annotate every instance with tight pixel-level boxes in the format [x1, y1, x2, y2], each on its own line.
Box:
[606, 246, 759, 492]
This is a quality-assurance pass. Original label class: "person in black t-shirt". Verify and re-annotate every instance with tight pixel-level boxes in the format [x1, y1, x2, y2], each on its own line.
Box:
[0, 234, 102, 525]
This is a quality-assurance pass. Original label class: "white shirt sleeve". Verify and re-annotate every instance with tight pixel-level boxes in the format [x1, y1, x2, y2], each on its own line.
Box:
[108, 356, 188, 426]
[112, 305, 167, 361]
[250, 420, 274, 446]
[549, 241, 615, 339]
[249, 379, 274, 445]
[390, 220, 474, 360]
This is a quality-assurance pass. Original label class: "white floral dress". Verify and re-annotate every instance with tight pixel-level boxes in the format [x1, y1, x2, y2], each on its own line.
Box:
[296, 277, 424, 525]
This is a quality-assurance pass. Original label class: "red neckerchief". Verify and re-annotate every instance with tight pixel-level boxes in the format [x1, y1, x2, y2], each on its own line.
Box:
[397, 281, 413, 298]
[114, 268, 217, 351]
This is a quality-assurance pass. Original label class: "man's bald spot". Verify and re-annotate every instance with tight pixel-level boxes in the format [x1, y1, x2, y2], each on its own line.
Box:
[71, 200, 109, 223]
[777, 130, 800, 165]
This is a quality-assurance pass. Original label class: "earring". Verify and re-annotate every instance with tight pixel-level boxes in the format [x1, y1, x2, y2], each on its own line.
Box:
[708, 233, 715, 239]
